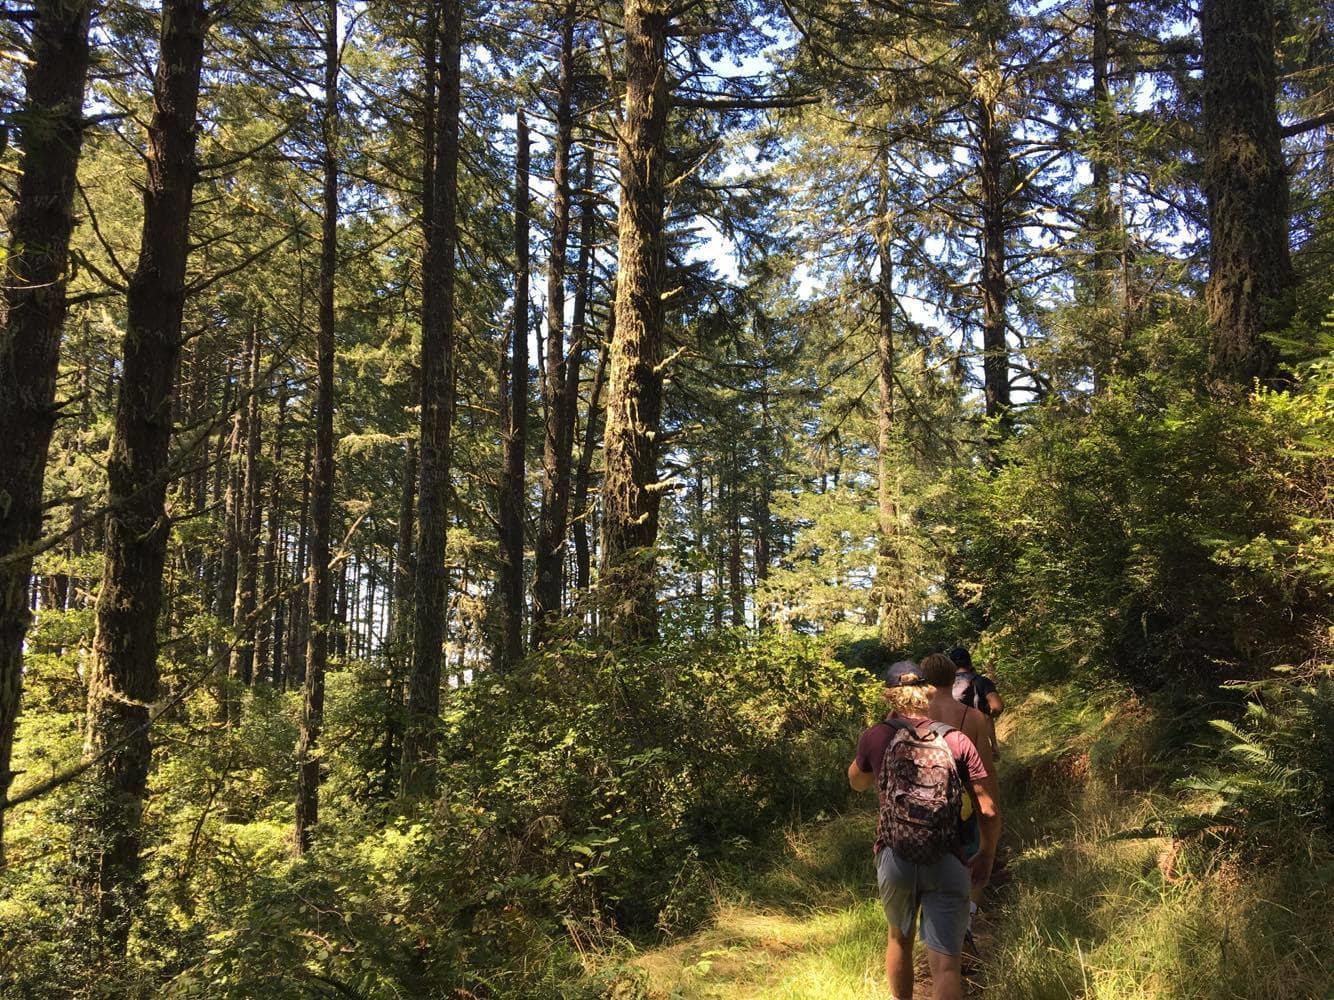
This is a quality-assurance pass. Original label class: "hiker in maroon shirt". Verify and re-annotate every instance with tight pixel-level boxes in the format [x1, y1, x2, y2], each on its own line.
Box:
[848, 659, 1001, 1000]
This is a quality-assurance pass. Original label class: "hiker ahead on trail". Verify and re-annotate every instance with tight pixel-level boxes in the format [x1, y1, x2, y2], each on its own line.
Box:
[848, 655, 1001, 1000]
[949, 645, 1003, 761]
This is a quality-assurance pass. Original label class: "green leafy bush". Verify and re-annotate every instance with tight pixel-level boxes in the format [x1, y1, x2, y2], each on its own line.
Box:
[936, 336, 1332, 691]
[1183, 664, 1334, 845]
[0, 631, 874, 998]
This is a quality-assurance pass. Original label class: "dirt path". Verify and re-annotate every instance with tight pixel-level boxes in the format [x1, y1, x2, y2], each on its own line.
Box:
[614, 812, 1000, 999]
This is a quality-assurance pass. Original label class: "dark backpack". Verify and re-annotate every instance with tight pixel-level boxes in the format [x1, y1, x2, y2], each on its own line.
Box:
[877, 719, 965, 864]
[952, 670, 981, 710]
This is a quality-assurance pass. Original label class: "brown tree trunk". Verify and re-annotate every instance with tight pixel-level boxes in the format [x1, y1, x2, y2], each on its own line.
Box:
[712, 472, 724, 630]
[256, 392, 286, 683]
[572, 333, 609, 595]
[496, 110, 530, 673]
[363, 551, 377, 655]
[229, 321, 263, 689]
[753, 384, 772, 627]
[1088, 0, 1118, 393]
[873, 151, 908, 648]
[601, 0, 670, 641]
[403, 0, 461, 797]
[215, 355, 242, 716]
[692, 459, 706, 613]
[0, 0, 95, 859]
[531, 9, 578, 643]
[726, 451, 744, 628]
[977, 94, 1011, 442]
[383, 441, 415, 796]
[74, 0, 206, 949]
[334, 559, 349, 660]
[1200, 0, 1295, 386]
[295, 0, 338, 854]
[287, 441, 312, 690]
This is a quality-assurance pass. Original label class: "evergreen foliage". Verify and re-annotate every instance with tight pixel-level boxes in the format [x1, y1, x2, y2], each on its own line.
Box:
[0, 0, 1329, 993]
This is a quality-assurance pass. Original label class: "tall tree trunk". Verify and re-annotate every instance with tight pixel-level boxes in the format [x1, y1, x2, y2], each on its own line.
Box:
[383, 441, 415, 795]
[532, 9, 578, 642]
[1088, 0, 1118, 392]
[74, 0, 206, 949]
[711, 470, 724, 630]
[256, 391, 286, 684]
[334, 559, 349, 660]
[601, 0, 670, 641]
[572, 333, 609, 595]
[977, 94, 1011, 442]
[0, 0, 95, 859]
[295, 0, 338, 854]
[873, 152, 908, 648]
[496, 110, 530, 672]
[753, 384, 772, 627]
[229, 321, 262, 689]
[403, 0, 461, 797]
[1200, 0, 1295, 385]
[287, 441, 312, 690]
[363, 551, 377, 655]
[726, 450, 744, 628]
[692, 458, 705, 613]
[215, 356, 242, 716]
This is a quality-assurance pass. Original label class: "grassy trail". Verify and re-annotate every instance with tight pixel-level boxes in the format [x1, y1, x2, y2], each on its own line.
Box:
[603, 691, 1334, 999]
[625, 810, 919, 999]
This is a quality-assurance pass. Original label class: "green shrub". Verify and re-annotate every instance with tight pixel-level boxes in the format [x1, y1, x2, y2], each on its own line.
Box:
[936, 337, 1332, 691]
[0, 630, 874, 998]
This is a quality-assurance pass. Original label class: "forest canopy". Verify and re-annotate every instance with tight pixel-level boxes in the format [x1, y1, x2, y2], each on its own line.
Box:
[0, 0, 1330, 996]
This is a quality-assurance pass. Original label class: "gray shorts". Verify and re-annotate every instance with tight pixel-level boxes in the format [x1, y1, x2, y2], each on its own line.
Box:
[875, 848, 971, 956]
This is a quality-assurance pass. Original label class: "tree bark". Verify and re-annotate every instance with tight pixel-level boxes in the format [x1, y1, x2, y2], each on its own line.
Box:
[287, 441, 312, 690]
[0, 0, 95, 860]
[229, 321, 263, 689]
[295, 0, 338, 855]
[74, 0, 206, 950]
[532, 8, 578, 642]
[977, 94, 1011, 443]
[403, 0, 461, 797]
[256, 391, 286, 684]
[554, 147, 597, 601]
[726, 449, 744, 628]
[572, 333, 609, 595]
[601, 0, 670, 641]
[383, 441, 415, 796]
[1200, 0, 1295, 386]
[873, 150, 908, 648]
[496, 110, 530, 673]
[1088, 0, 1119, 392]
[215, 355, 242, 716]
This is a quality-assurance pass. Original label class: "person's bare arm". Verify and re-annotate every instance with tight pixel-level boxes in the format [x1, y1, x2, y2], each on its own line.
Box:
[986, 690, 1005, 717]
[968, 775, 1002, 888]
[965, 709, 996, 776]
[848, 758, 874, 793]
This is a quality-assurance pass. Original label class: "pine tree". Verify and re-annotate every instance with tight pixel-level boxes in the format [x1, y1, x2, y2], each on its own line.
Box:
[75, 0, 207, 949]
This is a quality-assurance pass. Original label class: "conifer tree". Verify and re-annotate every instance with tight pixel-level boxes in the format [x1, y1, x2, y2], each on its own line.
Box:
[0, 0, 96, 861]
[76, 0, 207, 949]
[403, 0, 462, 796]
[1200, 0, 1295, 385]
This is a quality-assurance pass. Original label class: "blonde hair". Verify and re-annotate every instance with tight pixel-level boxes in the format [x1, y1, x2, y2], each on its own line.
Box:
[882, 682, 930, 714]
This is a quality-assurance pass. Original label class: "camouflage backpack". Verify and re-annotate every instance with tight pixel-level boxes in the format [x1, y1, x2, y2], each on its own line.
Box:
[877, 718, 965, 864]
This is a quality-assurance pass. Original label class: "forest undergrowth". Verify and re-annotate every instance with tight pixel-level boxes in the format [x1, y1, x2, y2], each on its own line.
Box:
[587, 685, 1334, 1000]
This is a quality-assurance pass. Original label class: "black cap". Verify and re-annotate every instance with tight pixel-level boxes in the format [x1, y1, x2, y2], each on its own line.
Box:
[884, 660, 925, 687]
[948, 646, 972, 669]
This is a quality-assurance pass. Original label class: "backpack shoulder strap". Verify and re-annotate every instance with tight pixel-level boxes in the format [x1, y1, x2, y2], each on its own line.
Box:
[927, 721, 957, 739]
[884, 716, 919, 736]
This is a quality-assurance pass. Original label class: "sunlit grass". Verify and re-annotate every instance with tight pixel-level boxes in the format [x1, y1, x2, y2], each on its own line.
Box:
[592, 688, 1334, 1000]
